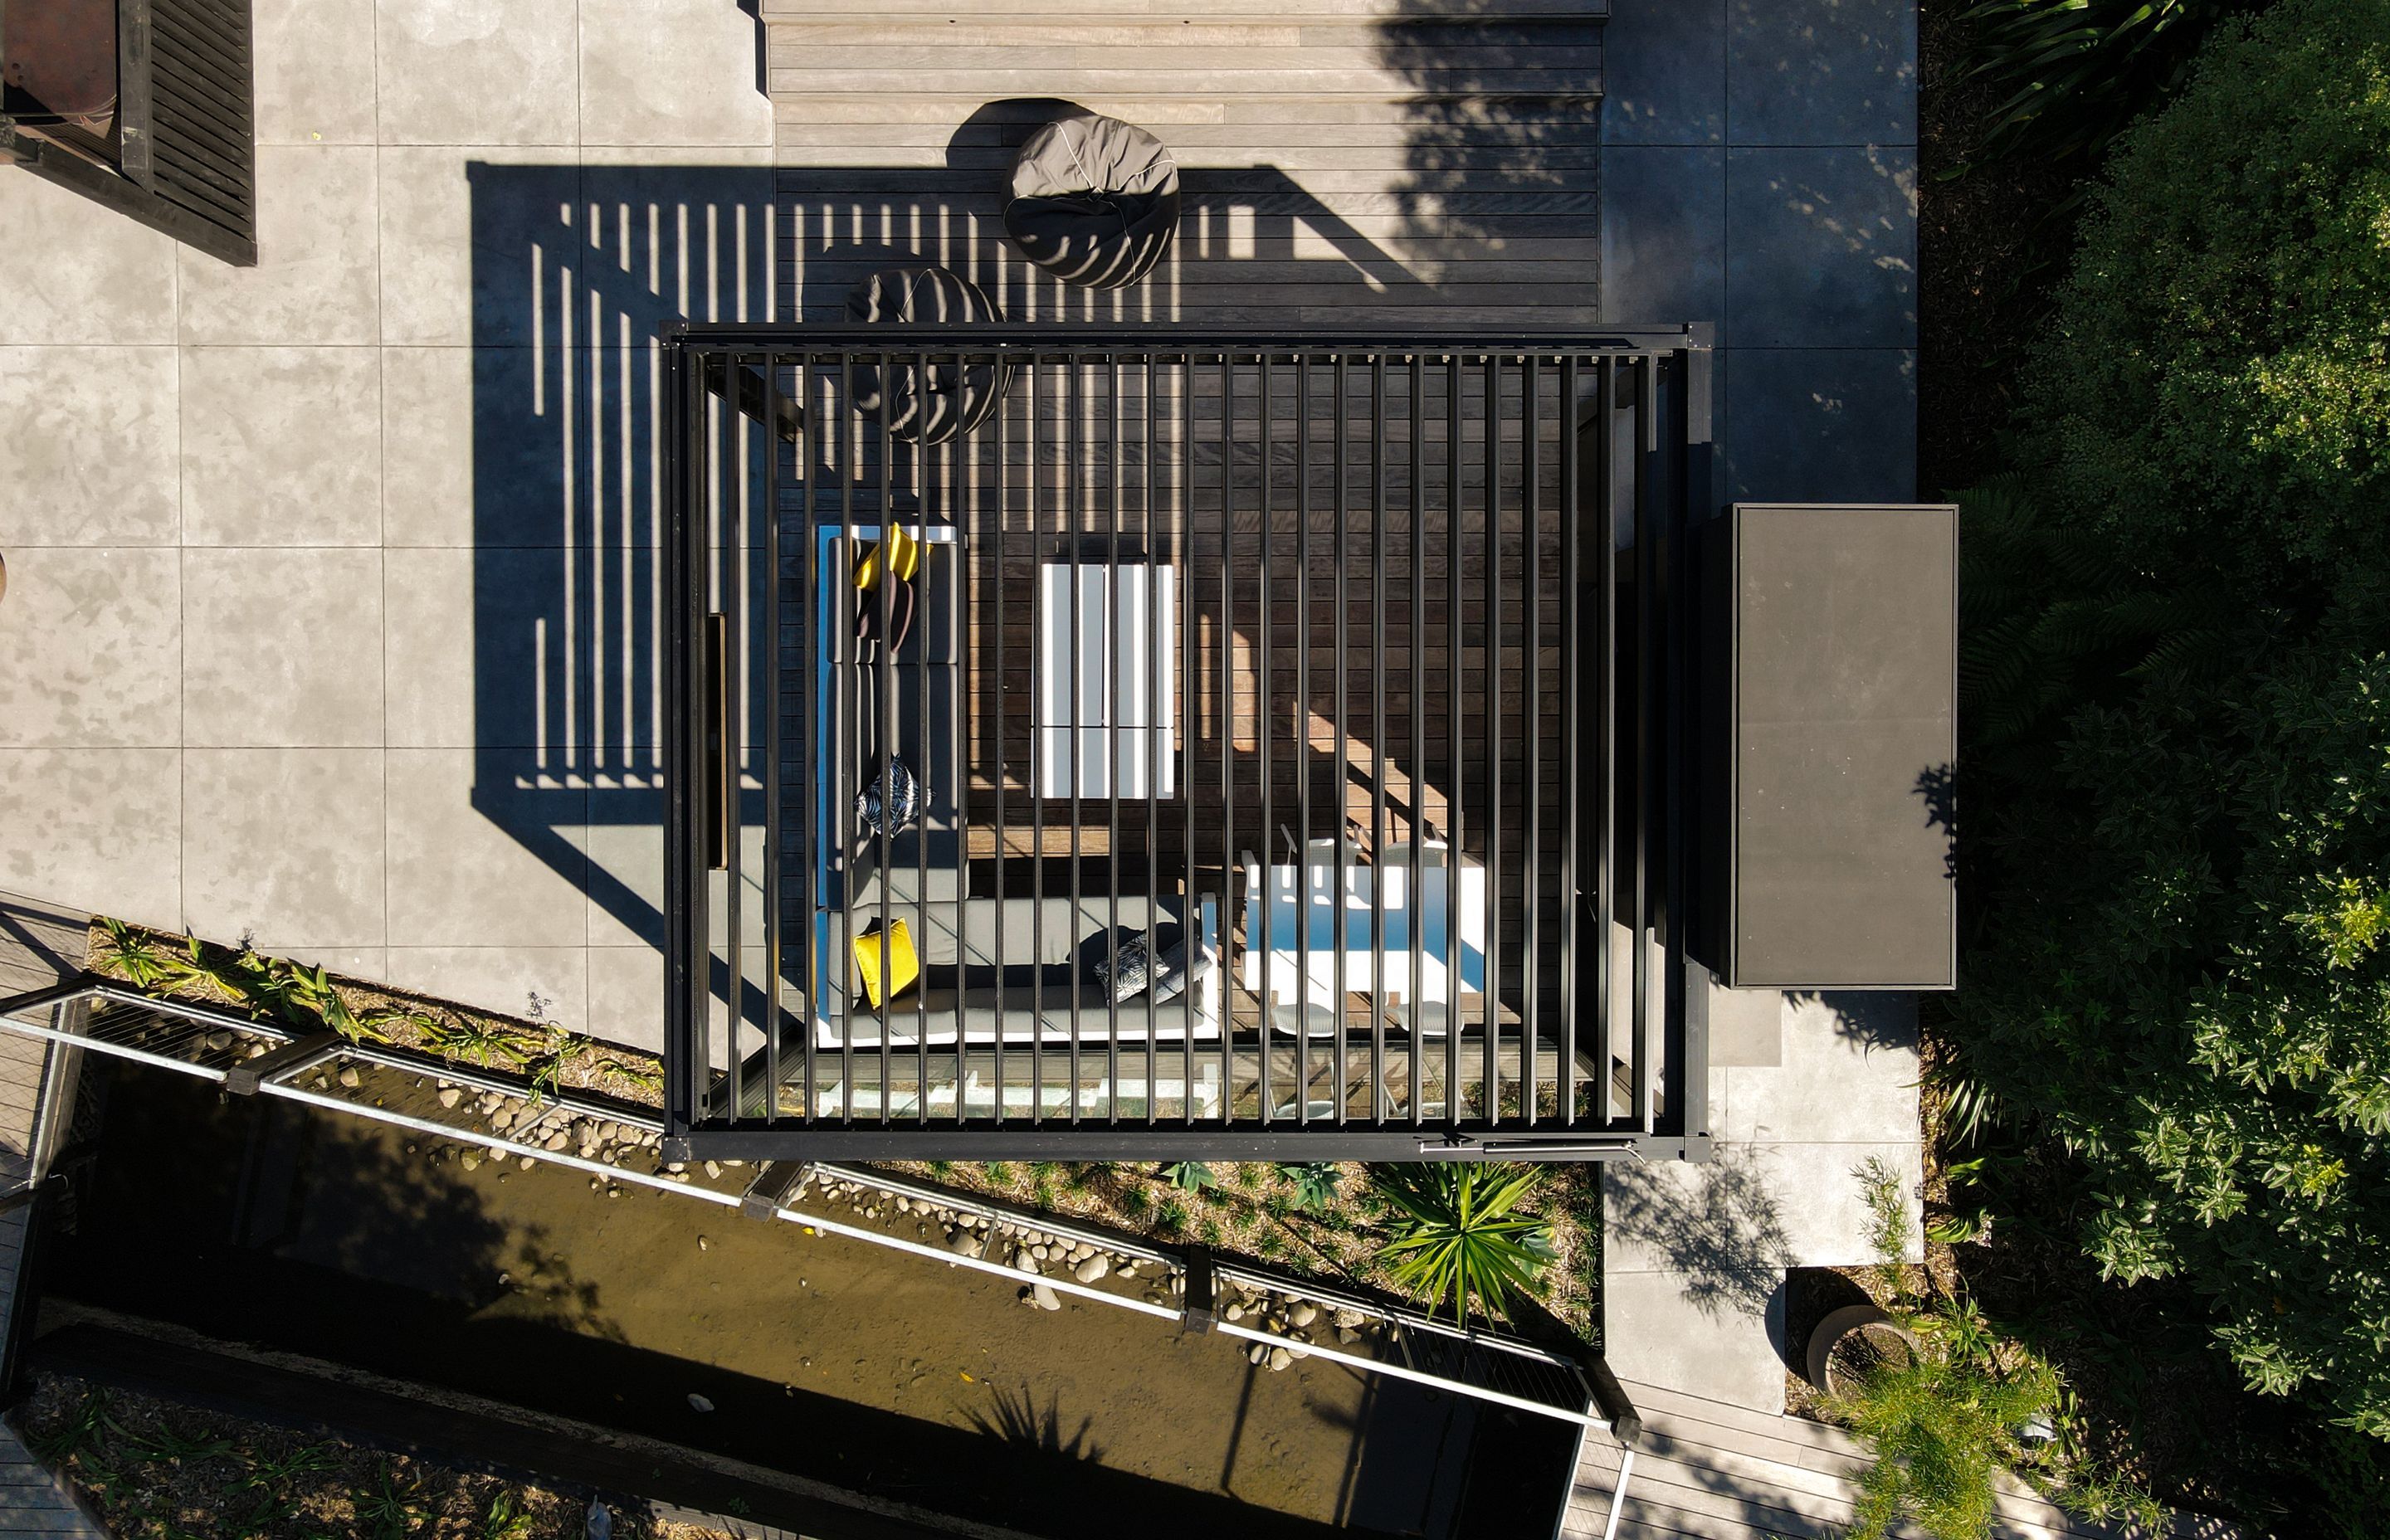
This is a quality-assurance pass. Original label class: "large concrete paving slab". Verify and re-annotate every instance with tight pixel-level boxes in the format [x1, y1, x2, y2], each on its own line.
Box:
[0, 0, 768, 1040]
[0, 347, 181, 547]
[180, 346, 385, 547]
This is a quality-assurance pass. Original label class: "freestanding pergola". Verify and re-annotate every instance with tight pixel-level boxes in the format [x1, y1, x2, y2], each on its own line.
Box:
[660, 325, 1733, 1162]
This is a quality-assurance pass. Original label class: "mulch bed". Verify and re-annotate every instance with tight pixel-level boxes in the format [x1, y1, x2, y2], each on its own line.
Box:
[14, 1374, 737, 1540]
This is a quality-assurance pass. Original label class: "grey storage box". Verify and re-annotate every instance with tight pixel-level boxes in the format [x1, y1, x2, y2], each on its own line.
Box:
[1700, 503, 1958, 990]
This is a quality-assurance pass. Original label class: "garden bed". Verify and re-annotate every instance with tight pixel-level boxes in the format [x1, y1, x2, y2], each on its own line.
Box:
[76, 919, 1600, 1345]
[15, 1374, 738, 1540]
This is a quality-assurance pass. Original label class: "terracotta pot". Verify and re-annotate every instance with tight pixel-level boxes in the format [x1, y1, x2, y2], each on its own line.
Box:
[1805, 1303, 1920, 1394]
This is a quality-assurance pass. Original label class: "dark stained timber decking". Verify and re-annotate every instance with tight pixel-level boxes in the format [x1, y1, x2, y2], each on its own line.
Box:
[662, 325, 1710, 1161]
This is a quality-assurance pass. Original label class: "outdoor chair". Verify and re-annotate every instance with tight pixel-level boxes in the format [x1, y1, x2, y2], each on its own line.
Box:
[1003, 113, 1181, 290]
[1241, 838, 1487, 1040]
[843, 266, 1011, 443]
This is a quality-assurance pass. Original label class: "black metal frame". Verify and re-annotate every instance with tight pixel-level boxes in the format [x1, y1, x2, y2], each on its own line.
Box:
[663, 324, 1714, 1161]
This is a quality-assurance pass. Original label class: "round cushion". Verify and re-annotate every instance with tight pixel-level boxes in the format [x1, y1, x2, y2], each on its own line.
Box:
[1003, 114, 1181, 290]
[843, 267, 1010, 443]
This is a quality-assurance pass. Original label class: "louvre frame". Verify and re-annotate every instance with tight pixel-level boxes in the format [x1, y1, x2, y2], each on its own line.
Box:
[662, 323, 1712, 1162]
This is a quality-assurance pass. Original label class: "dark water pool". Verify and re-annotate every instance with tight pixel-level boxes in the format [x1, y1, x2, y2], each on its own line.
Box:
[42, 1062, 1570, 1538]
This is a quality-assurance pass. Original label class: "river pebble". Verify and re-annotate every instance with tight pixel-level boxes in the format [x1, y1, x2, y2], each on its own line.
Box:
[1074, 1255, 1109, 1284]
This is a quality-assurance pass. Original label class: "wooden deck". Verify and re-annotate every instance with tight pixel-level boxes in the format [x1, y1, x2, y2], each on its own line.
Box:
[764, 0, 1604, 329]
[1566, 1380, 2243, 1540]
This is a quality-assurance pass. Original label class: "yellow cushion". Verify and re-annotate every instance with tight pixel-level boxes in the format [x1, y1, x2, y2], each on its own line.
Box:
[854, 525, 922, 591]
[851, 919, 920, 1009]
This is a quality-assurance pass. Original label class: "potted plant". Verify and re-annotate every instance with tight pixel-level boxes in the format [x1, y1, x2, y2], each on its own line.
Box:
[1806, 1302, 1924, 1395]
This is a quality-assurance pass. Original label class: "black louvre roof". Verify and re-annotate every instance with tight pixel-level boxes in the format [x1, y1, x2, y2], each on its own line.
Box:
[661, 325, 1717, 1160]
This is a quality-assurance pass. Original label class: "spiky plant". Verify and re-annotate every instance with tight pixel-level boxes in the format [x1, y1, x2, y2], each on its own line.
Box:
[1277, 1162, 1343, 1212]
[420, 1013, 529, 1069]
[592, 1055, 663, 1094]
[1371, 1163, 1554, 1323]
[356, 1463, 421, 1540]
[95, 919, 172, 989]
[1159, 1160, 1218, 1193]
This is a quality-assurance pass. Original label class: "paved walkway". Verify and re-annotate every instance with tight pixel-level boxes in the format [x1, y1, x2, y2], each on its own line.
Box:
[1603, 990, 1925, 1411]
[1593, 0, 1924, 1416]
[1564, 1379, 2241, 1540]
[1599, 0, 1919, 501]
[0, 893, 107, 1539]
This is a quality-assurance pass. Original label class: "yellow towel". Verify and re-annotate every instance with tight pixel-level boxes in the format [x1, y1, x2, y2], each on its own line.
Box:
[851, 919, 920, 1009]
[854, 525, 922, 592]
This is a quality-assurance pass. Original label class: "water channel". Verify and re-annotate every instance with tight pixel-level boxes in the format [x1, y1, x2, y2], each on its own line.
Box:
[38, 1060, 1570, 1538]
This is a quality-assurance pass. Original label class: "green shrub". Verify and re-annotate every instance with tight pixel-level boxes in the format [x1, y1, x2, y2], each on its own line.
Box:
[1276, 1162, 1344, 1212]
[1960, 0, 2390, 1440]
[1370, 1164, 1553, 1323]
[1958, 0, 2250, 166]
[1835, 1356, 2058, 1540]
[2025, 0, 2390, 585]
[1158, 1160, 1217, 1193]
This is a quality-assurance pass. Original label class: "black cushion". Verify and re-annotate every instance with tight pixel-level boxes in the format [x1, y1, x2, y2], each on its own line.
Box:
[843, 266, 1010, 443]
[1004, 114, 1181, 290]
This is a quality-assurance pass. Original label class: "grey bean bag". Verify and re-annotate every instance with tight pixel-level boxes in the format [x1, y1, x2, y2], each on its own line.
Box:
[844, 266, 1010, 443]
[1004, 114, 1180, 290]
